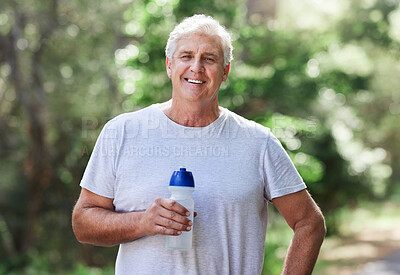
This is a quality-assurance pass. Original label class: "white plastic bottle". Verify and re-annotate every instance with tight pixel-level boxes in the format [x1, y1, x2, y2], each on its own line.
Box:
[165, 167, 195, 250]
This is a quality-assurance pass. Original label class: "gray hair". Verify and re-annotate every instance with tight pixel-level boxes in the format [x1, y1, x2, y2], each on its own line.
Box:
[165, 14, 233, 66]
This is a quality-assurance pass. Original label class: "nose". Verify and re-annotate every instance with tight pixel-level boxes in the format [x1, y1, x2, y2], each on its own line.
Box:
[190, 57, 204, 73]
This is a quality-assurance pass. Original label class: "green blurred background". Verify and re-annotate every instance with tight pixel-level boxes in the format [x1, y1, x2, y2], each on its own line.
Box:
[0, 0, 399, 274]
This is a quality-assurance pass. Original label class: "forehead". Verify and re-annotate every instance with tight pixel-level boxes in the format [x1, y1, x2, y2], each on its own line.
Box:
[174, 33, 223, 56]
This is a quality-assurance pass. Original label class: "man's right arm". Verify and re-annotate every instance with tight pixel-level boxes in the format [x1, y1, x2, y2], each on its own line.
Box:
[72, 188, 193, 247]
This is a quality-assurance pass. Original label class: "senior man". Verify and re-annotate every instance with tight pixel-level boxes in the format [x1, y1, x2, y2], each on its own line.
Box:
[72, 14, 326, 275]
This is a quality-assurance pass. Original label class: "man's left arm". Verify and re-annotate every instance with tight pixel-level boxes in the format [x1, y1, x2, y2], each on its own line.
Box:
[272, 189, 326, 275]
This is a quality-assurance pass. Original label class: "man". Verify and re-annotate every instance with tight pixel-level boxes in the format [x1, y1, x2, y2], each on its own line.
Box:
[72, 14, 326, 275]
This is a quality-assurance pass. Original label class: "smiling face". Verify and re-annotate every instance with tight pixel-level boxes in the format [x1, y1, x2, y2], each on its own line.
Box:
[166, 33, 230, 106]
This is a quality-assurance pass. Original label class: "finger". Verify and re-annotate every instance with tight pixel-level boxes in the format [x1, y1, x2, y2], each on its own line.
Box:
[158, 198, 190, 217]
[155, 225, 182, 236]
[158, 208, 192, 226]
[194, 211, 197, 218]
[156, 216, 191, 232]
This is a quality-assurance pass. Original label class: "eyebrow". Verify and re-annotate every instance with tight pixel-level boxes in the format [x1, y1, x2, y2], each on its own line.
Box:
[204, 52, 218, 58]
[177, 50, 220, 58]
[178, 51, 193, 55]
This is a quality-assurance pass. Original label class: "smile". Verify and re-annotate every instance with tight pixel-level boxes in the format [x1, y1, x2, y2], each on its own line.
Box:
[186, 78, 205, 84]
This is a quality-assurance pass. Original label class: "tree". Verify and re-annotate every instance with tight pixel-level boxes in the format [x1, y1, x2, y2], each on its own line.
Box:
[0, 0, 399, 273]
[0, 0, 127, 269]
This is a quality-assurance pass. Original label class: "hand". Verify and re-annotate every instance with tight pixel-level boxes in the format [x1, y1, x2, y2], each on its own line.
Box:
[139, 198, 193, 237]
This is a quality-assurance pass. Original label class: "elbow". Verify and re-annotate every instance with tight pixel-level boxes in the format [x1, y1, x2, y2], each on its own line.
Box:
[71, 208, 116, 247]
[72, 218, 95, 245]
[298, 210, 326, 245]
[71, 208, 88, 244]
[73, 232, 86, 244]
[321, 217, 327, 236]
[72, 227, 86, 244]
[314, 213, 327, 244]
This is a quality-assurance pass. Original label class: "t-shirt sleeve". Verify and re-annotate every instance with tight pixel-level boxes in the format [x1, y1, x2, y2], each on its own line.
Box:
[263, 132, 306, 201]
[80, 120, 118, 199]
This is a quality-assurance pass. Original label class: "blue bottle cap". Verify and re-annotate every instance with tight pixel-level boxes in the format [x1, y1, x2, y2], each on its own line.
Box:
[169, 167, 195, 187]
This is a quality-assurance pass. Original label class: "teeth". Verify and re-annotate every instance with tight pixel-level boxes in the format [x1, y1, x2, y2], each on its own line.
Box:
[187, 79, 203, 84]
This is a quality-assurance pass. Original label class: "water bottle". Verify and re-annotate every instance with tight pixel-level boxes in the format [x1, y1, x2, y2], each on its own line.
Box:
[166, 167, 195, 250]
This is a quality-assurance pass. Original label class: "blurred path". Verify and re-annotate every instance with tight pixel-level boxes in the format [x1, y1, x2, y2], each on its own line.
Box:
[313, 203, 400, 275]
[355, 249, 400, 275]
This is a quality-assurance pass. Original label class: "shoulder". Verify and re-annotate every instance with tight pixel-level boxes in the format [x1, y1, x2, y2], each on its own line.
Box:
[110, 105, 155, 124]
[104, 105, 157, 129]
[99, 105, 158, 139]
[221, 107, 271, 139]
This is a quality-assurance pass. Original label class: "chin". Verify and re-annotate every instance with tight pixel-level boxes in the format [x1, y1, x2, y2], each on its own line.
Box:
[181, 90, 207, 101]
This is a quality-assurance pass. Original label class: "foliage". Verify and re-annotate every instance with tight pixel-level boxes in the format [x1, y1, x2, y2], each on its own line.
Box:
[261, 207, 292, 275]
[313, 200, 400, 274]
[0, 0, 399, 273]
[0, 249, 115, 275]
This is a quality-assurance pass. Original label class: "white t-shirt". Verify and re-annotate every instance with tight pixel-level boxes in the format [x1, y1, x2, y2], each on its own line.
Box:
[80, 104, 306, 275]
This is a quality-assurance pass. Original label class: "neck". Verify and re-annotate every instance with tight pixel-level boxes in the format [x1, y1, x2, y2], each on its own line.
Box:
[159, 99, 221, 127]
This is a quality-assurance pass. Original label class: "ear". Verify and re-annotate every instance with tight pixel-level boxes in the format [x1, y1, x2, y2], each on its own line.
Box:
[222, 63, 230, 82]
[166, 57, 172, 78]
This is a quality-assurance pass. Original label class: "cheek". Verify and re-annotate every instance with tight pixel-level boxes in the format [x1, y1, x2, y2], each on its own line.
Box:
[213, 72, 225, 82]
[172, 64, 187, 76]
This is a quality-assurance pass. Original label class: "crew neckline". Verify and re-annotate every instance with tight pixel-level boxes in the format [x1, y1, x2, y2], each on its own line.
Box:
[152, 103, 228, 130]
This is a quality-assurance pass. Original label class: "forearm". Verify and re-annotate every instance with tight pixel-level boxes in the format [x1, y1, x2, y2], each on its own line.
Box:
[281, 219, 326, 275]
[72, 206, 145, 247]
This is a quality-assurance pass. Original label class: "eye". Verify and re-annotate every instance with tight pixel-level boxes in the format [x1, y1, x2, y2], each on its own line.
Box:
[181, 55, 191, 60]
[204, 57, 216, 63]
